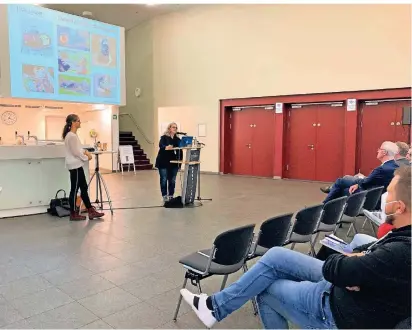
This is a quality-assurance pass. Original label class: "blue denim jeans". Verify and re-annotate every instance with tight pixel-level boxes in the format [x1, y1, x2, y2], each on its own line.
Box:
[212, 247, 337, 329]
[158, 167, 178, 197]
[323, 176, 361, 203]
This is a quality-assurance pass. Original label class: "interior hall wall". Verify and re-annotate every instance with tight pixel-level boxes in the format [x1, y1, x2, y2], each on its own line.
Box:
[124, 4, 411, 172]
[0, 98, 116, 170]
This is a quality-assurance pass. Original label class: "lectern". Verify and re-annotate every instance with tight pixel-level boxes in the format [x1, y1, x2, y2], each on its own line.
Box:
[170, 146, 202, 206]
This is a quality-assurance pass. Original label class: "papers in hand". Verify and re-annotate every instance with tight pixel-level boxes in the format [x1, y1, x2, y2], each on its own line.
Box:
[320, 234, 353, 254]
[363, 209, 385, 226]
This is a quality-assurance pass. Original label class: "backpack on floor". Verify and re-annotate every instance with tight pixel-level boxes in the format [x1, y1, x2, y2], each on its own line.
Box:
[164, 196, 184, 208]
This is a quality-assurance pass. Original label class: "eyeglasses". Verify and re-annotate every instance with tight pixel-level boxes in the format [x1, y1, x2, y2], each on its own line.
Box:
[170, 126, 177, 129]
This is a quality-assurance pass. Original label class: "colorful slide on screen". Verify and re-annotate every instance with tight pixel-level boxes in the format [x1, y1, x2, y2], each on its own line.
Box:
[7, 4, 122, 104]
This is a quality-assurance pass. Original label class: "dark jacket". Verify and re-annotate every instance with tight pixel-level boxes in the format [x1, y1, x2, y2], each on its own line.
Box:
[155, 135, 182, 169]
[357, 159, 399, 192]
[323, 225, 411, 329]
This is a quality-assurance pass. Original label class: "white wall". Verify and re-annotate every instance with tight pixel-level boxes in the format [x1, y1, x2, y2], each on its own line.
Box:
[124, 4, 412, 172]
[120, 20, 155, 161]
[0, 98, 117, 170]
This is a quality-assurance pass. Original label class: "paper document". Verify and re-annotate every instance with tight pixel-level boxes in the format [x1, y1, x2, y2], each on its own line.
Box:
[320, 235, 353, 254]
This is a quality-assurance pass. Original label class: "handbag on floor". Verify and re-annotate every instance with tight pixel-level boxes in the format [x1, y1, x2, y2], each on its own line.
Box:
[48, 189, 70, 217]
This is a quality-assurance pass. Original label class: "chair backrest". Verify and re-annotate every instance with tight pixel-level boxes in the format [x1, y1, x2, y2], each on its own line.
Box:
[292, 204, 323, 236]
[344, 190, 368, 217]
[320, 196, 347, 225]
[213, 224, 255, 266]
[257, 213, 293, 249]
[363, 186, 385, 211]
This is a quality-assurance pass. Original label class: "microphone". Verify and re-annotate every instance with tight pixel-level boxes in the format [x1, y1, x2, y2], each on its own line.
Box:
[176, 132, 187, 135]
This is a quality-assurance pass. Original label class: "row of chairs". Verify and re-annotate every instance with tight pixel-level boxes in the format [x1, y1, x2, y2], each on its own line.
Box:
[173, 186, 384, 320]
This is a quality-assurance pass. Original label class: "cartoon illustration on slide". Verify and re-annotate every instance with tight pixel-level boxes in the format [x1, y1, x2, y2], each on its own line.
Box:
[93, 74, 116, 98]
[91, 34, 117, 68]
[58, 50, 90, 75]
[20, 19, 53, 57]
[57, 26, 90, 51]
[22, 64, 54, 94]
[59, 74, 90, 96]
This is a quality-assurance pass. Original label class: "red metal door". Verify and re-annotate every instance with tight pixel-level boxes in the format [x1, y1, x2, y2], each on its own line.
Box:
[230, 109, 253, 175]
[358, 101, 397, 175]
[394, 101, 411, 143]
[315, 104, 345, 182]
[285, 106, 317, 180]
[251, 108, 275, 177]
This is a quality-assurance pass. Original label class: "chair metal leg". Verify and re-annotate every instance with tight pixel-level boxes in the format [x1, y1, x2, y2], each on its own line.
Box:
[309, 233, 320, 256]
[361, 217, 368, 229]
[242, 264, 248, 273]
[220, 275, 228, 291]
[309, 241, 317, 256]
[346, 224, 353, 237]
[197, 280, 203, 294]
[173, 277, 188, 321]
[333, 223, 340, 235]
[290, 243, 296, 250]
[251, 297, 259, 316]
[371, 222, 377, 237]
[346, 220, 358, 237]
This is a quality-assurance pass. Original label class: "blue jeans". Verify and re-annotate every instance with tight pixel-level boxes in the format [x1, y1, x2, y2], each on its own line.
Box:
[212, 247, 337, 329]
[323, 176, 361, 203]
[158, 167, 178, 197]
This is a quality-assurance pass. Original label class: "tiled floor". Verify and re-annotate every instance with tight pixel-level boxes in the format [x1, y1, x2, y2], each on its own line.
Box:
[0, 171, 373, 329]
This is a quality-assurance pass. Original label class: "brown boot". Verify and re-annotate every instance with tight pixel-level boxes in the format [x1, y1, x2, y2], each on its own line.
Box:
[88, 207, 105, 220]
[70, 211, 86, 221]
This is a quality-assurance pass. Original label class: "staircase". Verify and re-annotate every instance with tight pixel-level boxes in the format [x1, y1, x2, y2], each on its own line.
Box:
[119, 131, 153, 170]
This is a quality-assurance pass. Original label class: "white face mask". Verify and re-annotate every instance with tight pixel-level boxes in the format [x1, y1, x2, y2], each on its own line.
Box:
[383, 200, 400, 218]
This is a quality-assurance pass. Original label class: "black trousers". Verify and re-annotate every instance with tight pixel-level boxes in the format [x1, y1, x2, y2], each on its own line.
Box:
[69, 167, 92, 212]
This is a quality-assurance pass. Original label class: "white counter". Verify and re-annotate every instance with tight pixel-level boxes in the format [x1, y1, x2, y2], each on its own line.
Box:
[0, 144, 89, 218]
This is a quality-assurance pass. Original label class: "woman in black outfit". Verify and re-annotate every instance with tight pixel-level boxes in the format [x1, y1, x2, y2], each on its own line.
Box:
[155, 122, 182, 202]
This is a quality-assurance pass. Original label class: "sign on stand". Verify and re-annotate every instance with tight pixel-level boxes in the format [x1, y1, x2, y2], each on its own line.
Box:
[118, 145, 136, 174]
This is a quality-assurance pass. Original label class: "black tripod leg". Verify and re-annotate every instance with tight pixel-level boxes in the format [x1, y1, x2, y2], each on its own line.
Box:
[98, 173, 104, 210]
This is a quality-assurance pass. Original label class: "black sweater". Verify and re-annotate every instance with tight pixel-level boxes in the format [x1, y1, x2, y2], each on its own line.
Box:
[155, 135, 182, 169]
[323, 225, 411, 329]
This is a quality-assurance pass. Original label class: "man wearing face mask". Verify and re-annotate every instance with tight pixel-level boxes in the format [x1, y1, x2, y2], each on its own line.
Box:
[180, 167, 411, 329]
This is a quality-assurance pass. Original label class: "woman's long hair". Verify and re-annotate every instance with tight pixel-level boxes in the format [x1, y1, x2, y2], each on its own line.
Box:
[163, 122, 177, 137]
[62, 114, 79, 139]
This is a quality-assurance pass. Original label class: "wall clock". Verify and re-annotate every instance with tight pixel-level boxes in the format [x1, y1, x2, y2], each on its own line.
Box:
[1, 111, 17, 125]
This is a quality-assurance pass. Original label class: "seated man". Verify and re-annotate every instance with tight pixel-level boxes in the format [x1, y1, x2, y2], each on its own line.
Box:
[323, 141, 399, 204]
[394, 141, 410, 166]
[181, 166, 411, 329]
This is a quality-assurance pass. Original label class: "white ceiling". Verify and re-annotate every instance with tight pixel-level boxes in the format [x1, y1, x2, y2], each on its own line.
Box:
[43, 4, 186, 30]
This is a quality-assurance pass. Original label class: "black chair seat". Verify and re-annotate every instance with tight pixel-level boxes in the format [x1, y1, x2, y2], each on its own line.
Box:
[179, 249, 245, 275]
[249, 245, 269, 258]
[315, 222, 336, 233]
[339, 214, 356, 224]
[287, 232, 312, 244]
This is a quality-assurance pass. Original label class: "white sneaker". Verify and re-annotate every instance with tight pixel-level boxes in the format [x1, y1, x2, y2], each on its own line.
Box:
[163, 196, 168, 203]
[180, 289, 217, 328]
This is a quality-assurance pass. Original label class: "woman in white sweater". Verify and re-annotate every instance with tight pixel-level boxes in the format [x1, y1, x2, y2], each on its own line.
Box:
[63, 114, 104, 221]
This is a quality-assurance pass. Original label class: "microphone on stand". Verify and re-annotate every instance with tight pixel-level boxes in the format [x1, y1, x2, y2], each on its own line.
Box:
[176, 132, 187, 135]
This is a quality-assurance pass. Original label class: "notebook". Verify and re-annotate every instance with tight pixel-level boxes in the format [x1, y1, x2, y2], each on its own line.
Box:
[320, 234, 353, 254]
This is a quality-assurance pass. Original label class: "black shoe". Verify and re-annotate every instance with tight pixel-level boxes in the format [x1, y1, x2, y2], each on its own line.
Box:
[320, 186, 332, 194]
